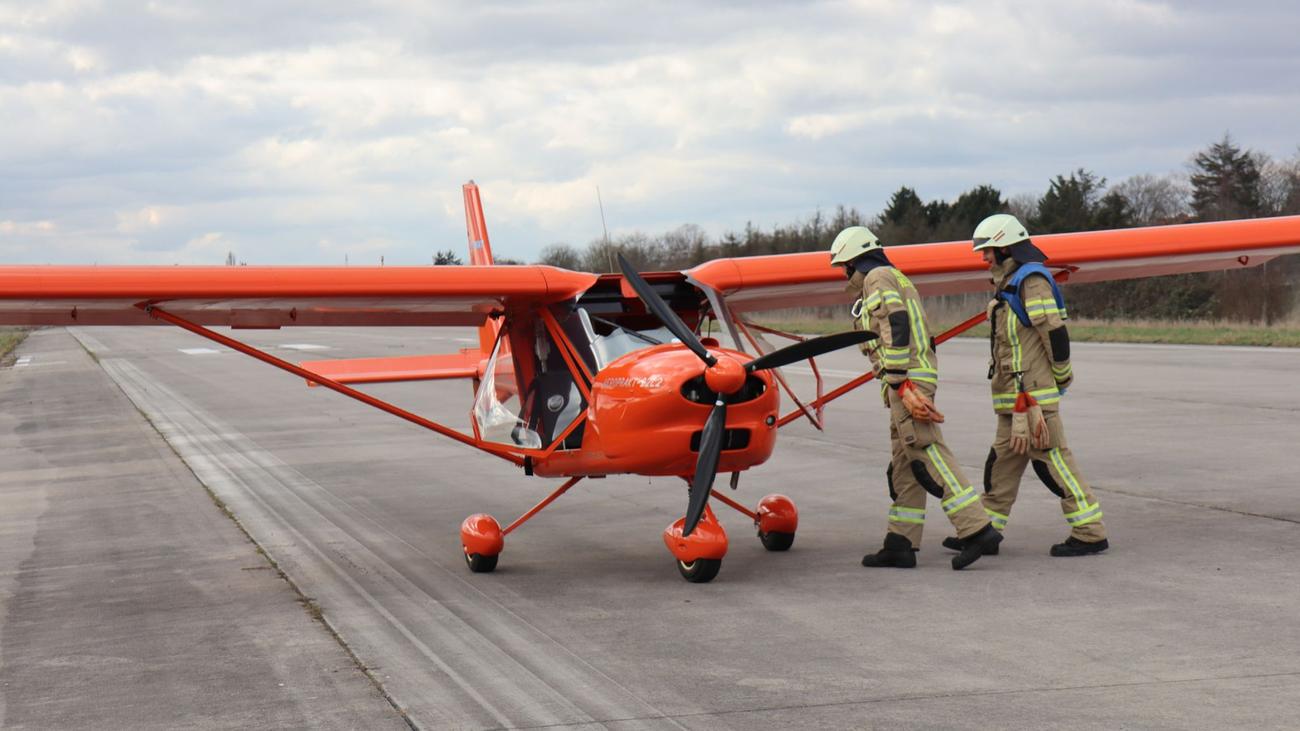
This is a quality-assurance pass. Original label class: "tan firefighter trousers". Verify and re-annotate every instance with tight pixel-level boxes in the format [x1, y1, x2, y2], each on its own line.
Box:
[982, 410, 1106, 542]
[884, 385, 990, 545]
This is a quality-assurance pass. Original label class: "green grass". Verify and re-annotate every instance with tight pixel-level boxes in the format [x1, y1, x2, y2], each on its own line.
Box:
[747, 317, 1300, 347]
[0, 328, 30, 362]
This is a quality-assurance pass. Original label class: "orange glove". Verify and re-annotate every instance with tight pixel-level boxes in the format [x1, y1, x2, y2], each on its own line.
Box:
[1009, 391, 1049, 454]
[899, 379, 945, 423]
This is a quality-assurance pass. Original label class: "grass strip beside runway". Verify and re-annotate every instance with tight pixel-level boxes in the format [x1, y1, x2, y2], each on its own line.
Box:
[1, 328, 29, 362]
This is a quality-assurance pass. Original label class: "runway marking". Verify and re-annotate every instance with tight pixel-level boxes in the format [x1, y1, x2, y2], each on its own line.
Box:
[279, 343, 330, 351]
[96, 357, 683, 731]
[178, 348, 222, 355]
[14, 357, 31, 367]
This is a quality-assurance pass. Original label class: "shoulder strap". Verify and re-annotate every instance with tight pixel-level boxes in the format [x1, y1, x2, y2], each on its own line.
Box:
[999, 263, 1064, 327]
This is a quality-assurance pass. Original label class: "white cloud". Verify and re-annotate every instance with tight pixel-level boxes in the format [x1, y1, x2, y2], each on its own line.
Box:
[115, 206, 163, 233]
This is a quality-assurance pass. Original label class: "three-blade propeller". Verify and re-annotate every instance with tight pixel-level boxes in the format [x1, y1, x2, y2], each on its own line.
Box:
[616, 254, 876, 537]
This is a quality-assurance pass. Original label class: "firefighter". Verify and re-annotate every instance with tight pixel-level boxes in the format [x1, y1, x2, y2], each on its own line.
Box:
[943, 214, 1109, 557]
[830, 226, 1002, 570]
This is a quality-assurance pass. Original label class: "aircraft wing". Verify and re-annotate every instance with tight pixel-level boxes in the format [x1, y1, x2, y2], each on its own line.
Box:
[0, 265, 597, 327]
[686, 216, 1300, 314]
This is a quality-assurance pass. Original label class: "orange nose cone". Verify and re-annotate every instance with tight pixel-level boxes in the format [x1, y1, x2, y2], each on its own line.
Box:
[703, 355, 746, 395]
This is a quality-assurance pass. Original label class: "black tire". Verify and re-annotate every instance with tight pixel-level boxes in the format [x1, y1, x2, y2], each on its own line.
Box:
[465, 552, 498, 573]
[759, 531, 795, 551]
[676, 558, 722, 583]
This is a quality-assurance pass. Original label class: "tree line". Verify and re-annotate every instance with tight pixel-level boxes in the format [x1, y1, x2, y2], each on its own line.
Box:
[520, 135, 1298, 323]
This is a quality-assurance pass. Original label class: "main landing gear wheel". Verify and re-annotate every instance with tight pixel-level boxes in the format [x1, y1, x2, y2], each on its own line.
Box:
[676, 558, 722, 583]
[759, 531, 795, 551]
[755, 494, 798, 552]
[465, 552, 498, 573]
[460, 513, 504, 575]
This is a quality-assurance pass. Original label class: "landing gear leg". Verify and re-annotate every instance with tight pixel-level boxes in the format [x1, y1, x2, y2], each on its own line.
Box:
[710, 490, 799, 552]
[459, 476, 584, 575]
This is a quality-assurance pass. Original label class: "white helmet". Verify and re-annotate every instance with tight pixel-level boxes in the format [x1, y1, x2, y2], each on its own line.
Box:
[829, 226, 882, 265]
[972, 214, 1030, 251]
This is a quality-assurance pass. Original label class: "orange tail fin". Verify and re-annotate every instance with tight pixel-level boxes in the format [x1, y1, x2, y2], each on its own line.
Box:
[462, 180, 495, 266]
[463, 180, 503, 354]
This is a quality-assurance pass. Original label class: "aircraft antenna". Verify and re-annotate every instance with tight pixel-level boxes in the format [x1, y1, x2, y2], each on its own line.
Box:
[597, 186, 613, 272]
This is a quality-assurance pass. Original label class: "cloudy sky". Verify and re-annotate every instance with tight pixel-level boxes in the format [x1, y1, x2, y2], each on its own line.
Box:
[2, 0, 1298, 265]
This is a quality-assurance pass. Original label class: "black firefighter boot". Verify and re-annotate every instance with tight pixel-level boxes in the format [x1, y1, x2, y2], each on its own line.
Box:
[941, 534, 1000, 556]
[861, 533, 917, 568]
[952, 524, 1003, 570]
[1050, 536, 1110, 556]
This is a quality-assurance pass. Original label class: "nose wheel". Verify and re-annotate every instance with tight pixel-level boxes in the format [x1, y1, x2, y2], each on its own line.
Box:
[664, 504, 729, 583]
[677, 558, 722, 583]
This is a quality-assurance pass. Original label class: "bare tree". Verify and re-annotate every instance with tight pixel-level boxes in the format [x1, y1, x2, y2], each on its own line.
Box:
[537, 243, 583, 270]
[1112, 174, 1191, 225]
[1006, 192, 1039, 225]
[1259, 152, 1300, 215]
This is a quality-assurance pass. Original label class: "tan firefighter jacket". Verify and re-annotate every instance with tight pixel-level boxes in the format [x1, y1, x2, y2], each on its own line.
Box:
[852, 266, 938, 392]
[988, 262, 1073, 413]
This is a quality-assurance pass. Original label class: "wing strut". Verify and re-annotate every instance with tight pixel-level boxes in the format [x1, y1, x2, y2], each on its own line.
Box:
[141, 304, 558, 466]
[774, 307, 990, 428]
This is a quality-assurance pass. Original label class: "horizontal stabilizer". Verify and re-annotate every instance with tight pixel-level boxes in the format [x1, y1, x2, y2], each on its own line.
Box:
[301, 350, 481, 386]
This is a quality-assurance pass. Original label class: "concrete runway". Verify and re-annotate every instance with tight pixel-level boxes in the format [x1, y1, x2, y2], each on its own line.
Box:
[2, 324, 1299, 729]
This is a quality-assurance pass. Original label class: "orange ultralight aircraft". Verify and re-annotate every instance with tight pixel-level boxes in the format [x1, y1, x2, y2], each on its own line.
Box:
[2, 182, 1299, 582]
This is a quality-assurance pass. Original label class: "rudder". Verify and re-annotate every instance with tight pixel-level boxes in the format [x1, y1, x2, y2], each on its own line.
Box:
[462, 180, 495, 267]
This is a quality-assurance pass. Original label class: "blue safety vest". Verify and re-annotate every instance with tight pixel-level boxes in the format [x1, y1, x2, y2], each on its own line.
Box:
[998, 263, 1065, 327]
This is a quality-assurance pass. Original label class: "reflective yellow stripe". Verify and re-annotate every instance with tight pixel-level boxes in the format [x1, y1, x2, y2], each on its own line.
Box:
[924, 444, 965, 497]
[1048, 448, 1089, 506]
[985, 508, 1008, 530]
[888, 270, 934, 376]
[881, 291, 903, 306]
[992, 386, 1061, 412]
[889, 506, 926, 524]
[1007, 306, 1022, 372]
[908, 368, 938, 384]
[1025, 298, 1068, 320]
[942, 486, 980, 515]
[864, 292, 882, 310]
[1065, 503, 1103, 526]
